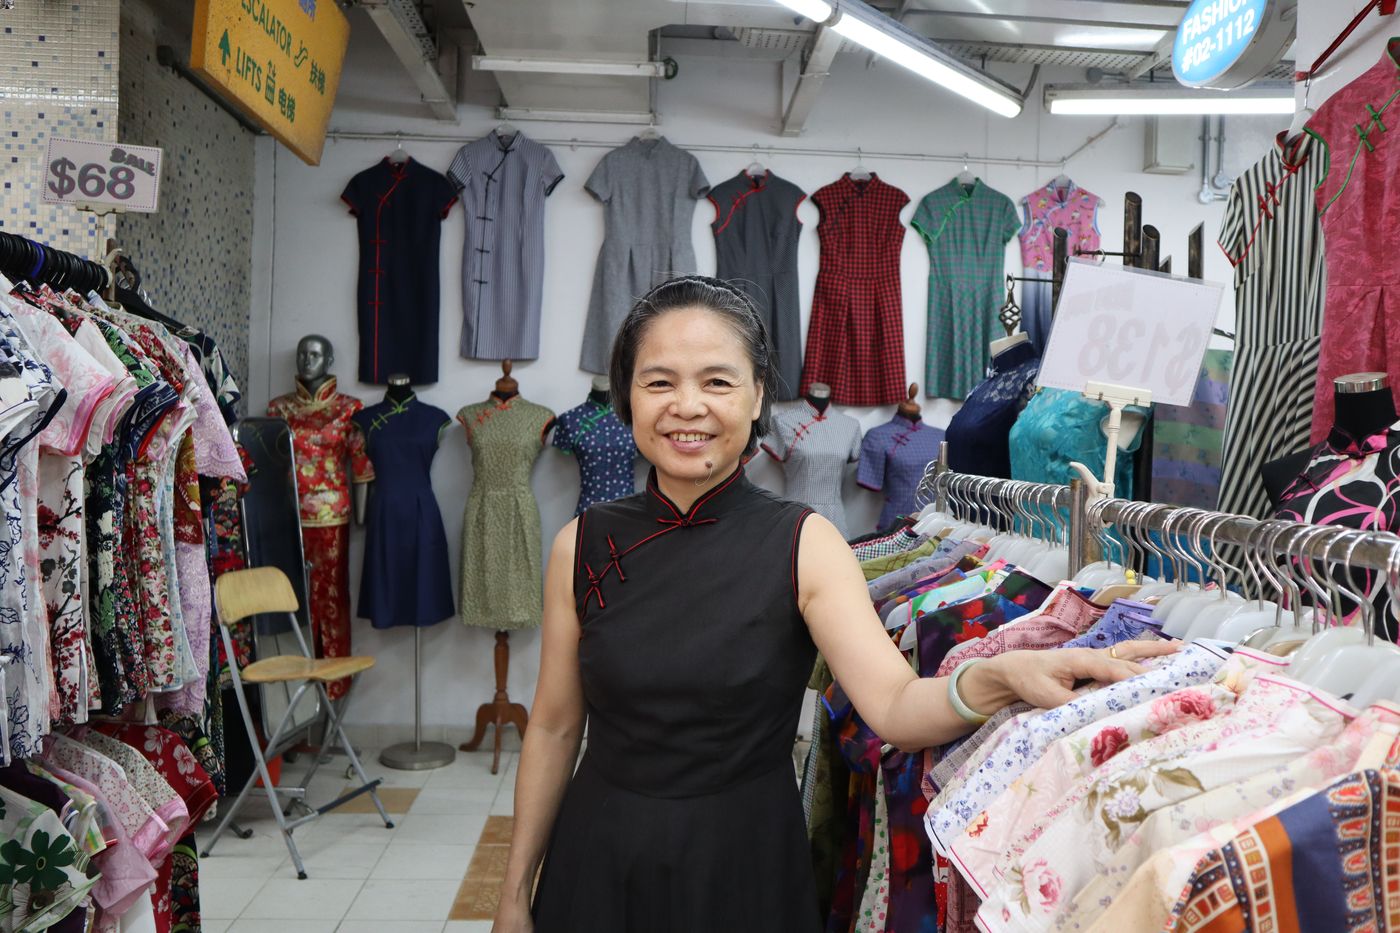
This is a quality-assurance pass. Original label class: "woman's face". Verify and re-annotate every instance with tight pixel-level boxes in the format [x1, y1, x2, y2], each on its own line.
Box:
[630, 306, 763, 487]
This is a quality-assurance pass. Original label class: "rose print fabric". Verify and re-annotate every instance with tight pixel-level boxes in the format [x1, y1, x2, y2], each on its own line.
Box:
[925, 642, 1232, 855]
[975, 673, 1356, 932]
[1054, 701, 1400, 932]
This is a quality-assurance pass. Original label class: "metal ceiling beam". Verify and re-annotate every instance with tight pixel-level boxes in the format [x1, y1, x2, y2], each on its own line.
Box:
[1128, 30, 1178, 77]
[360, 0, 458, 121]
[902, 9, 1173, 32]
[781, 25, 842, 137]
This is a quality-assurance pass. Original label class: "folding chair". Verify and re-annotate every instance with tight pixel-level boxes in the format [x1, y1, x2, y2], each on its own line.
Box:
[201, 566, 392, 878]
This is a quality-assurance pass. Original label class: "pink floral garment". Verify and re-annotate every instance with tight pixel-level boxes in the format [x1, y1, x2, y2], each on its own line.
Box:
[945, 648, 1284, 894]
[74, 727, 188, 861]
[1053, 700, 1400, 932]
[37, 733, 169, 861]
[975, 674, 1357, 933]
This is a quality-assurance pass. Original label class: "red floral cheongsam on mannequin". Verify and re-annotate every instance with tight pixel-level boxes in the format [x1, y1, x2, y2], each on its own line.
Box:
[266, 376, 373, 698]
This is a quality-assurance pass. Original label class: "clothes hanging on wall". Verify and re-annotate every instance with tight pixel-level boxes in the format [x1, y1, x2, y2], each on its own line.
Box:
[1016, 179, 1103, 352]
[551, 395, 638, 516]
[708, 169, 808, 400]
[580, 137, 710, 374]
[266, 376, 373, 699]
[1215, 132, 1326, 520]
[457, 394, 555, 629]
[799, 174, 910, 407]
[341, 158, 458, 384]
[1306, 38, 1400, 442]
[913, 178, 1021, 400]
[857, 412, 945, 529]
[944, 339, 1040, 479]
[761, 400, 863, 536]
[447, 129, 564, 362]
[352, 395, 456, 628]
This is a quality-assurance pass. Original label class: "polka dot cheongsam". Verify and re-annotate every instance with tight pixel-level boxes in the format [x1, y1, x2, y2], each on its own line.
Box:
[551, 396, 638, 516]
[761, 401, 862, 536]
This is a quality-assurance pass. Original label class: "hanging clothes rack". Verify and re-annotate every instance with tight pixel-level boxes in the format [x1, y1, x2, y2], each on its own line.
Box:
[923, 458, 1400, 586]
[0, 232, 112, 294]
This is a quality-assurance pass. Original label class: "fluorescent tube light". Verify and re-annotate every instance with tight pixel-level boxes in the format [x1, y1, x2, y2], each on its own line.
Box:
[1045, 83, 1294, 116]
[496, 107, 657, 125]
[473, 56, 670, 78]
[774, 0, 833, 20]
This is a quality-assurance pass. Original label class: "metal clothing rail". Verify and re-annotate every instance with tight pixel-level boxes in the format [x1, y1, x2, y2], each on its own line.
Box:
[322, 118, 1122, 169]
[926, 461, 1400, 584]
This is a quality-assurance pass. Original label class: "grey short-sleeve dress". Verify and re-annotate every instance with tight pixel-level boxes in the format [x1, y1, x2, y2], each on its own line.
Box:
[580, 137, 710, 373]
[708, 170, 807, 399]
[447, 130, 564, 361]
[761, 401, 862, 536]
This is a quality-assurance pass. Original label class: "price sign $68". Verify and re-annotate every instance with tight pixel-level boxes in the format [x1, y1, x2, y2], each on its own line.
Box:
[47, 157, 138, 201]
[1075, 314, 1202, 397]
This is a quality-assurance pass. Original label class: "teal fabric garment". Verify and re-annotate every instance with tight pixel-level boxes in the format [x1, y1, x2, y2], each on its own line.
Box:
[911, 178, 1020, 401]
[1009, 387, 1143, 497]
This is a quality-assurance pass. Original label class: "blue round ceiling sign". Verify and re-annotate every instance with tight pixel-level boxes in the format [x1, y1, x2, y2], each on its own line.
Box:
[1172, 0, 1297, 89]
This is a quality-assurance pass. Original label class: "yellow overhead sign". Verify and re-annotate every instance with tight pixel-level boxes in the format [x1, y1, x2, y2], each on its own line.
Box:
[191, 0, 350, 165]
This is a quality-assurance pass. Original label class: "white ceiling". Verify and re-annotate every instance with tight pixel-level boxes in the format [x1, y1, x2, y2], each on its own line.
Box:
[452, 0, 1293, 119]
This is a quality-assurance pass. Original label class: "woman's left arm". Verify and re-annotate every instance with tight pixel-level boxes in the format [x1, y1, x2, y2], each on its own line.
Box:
[797, 514, 1174, 751]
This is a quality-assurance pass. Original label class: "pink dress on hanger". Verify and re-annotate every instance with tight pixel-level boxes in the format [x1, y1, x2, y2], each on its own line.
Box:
[1307, 38, 1400, 441]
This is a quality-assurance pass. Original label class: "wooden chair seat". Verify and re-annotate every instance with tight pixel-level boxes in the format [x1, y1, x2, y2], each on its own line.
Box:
[242, 654, 375, 684]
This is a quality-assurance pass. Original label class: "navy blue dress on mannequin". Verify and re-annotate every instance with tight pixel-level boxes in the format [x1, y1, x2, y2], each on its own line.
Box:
[352, 396, 456, 628]
[531, 466, 822, 932]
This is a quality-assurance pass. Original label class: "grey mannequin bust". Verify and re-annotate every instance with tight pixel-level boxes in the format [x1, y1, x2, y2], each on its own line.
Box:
[296, 334, 336, 396]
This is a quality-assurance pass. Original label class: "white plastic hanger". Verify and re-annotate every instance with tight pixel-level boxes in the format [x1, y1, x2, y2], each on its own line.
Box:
[1293, 532, 1400, 695]
[850, 147, 872, 182]
[388, 133, 409, 164]
[1285, 78, 1315, 145]
[745, 144, 765, 178]
[1214, 521, 1290, 643]
[957, 155, 976, 187]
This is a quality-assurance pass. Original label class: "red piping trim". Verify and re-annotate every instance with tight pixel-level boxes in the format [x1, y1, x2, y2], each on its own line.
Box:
[791, 509, 813, 603]
[440, 195, 459, 219]
[794, 192, 806, 223]
[371, 174, 407, 382]
[714, 185, 766, 234]
[341, 193, 359, 216]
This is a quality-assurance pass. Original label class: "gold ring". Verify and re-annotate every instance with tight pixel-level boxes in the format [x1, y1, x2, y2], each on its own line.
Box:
[1108, 645, 1120, 660]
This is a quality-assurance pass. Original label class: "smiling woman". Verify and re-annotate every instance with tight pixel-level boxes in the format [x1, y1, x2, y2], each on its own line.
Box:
[492, 275, 1175, 933]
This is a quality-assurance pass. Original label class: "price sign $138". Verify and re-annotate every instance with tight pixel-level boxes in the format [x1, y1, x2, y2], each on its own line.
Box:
[1073, 313, 1204, 399]
[41, 139, 162, 212]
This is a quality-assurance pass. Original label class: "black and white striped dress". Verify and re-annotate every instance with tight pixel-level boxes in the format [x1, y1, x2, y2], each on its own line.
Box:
[1215, 132, 1326, 519]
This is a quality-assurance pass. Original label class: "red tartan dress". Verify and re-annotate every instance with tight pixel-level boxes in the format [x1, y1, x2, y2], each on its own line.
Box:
[266, 377, 374, 699]
[799, 174, 910, 407]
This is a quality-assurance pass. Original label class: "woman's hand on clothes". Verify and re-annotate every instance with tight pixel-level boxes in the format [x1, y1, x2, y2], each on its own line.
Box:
[962, 641, 1181, 712]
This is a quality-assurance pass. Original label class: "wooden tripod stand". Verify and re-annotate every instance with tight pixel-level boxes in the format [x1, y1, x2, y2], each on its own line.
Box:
[461, 630, 528, 774]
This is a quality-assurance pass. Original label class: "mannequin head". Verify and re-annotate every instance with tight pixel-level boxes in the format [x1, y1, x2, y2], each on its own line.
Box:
[296, 335, 335, 385]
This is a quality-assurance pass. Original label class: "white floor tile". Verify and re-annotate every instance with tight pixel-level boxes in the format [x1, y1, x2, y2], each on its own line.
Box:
[228, 920, 339, 933]
[296, 812, 400, 846]
[200, 875, 266, 919]
[371, 842, 476, 880]
[343, 879, 461, 921]
[388, 812, 489, 846]
[199, 851, 285, 883]
[336, 921, 445, 932]
[443, 922, 496, 932]
[240, 878, 364, 921]
[410, 784, 497, 813]
[202, 917, 233, 933]
[277, 840, 390, 880]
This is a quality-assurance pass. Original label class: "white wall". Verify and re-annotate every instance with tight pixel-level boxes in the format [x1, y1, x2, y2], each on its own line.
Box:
[249, 23, 1285, 736]
[1296, 0, 1397, 108]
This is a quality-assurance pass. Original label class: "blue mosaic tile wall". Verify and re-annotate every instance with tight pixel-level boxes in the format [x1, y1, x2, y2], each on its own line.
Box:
[114, 0, 254, 404]
[0, 0, 119, 253]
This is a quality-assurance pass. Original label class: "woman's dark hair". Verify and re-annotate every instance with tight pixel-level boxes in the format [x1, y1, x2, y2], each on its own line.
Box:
[608, 274, 777, 454]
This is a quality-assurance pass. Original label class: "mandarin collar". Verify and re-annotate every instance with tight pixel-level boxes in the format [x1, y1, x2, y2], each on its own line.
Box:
[493, 129, 521, 152]
[892, 413, 924, 431]
[1289, 419, 1400, 497]
[645, 464, 749, 524]
[295, 375, 338, 404]
[803, 398, 830, 421]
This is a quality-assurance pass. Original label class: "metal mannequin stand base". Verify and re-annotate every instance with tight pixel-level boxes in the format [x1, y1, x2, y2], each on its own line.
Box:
[380, 628, 456, 771]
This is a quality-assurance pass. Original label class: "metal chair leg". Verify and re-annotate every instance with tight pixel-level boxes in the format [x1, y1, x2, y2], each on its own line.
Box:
[315, 681, 393, 829]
